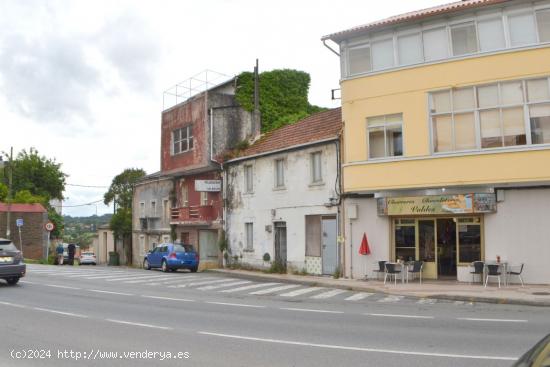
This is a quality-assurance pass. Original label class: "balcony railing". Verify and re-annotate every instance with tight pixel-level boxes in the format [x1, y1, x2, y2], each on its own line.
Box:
[170, 205, 217, 222]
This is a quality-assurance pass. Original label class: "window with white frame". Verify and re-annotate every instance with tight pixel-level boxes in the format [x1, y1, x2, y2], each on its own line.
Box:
[478, 17, 506, 52]
[310, 151, 323, 184]
[430, 77, 550, 153]
[508, 12, 537, 47]
[274, 159, 285, 188]
[245, 223, 253, 251]
[451, 22, 478, 56]
[348, 45, 371, 75]
[398, 32, 423, 65]
[537, 9, 550, 43]
[422, 27, 449, 61]
[139, 235, 145, 257]
[367, 114, 403, 159]
[372, 38, 394, 70]
[173, 125, 193, 155]
[139, 202, 145, 218]
[150, 200, 157, 217]
[200, 191, 208, 206]
[244, 165, 253, 193]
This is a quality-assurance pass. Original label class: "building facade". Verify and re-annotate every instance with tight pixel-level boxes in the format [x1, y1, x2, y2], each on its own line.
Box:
[225, 109, 342, 275]
[91, 224, 116, 265]
[0, 203, 48, 259]
[323, 0, 550, 283]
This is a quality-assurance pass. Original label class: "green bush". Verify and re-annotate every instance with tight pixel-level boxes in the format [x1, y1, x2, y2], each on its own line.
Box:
[266, 259, 286, 274]
[332, 266, 342, 279]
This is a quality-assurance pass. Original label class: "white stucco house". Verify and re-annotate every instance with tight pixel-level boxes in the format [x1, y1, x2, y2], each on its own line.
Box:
[224, 108, 342, 275]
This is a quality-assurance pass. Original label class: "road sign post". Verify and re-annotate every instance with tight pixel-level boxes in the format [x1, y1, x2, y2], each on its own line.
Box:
[44, 222, 55, 261]
[16, 218, 23, 257]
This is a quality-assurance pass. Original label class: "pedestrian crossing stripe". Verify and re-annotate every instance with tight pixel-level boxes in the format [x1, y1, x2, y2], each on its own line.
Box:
[378, 295, 404, 303]
[176, 278, 237, 288]
[310, 289, 346, 299]
[279, 287, 325, 298]
[344, 292, 373, 301]
[220, 282, 280, 293]
[196, 280, 251, 291]
[249, 284, 300, 295]
[417, 298, 437, 305]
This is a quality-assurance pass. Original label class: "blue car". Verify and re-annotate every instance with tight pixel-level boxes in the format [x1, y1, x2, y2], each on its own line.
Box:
[143, 243, 199, 273]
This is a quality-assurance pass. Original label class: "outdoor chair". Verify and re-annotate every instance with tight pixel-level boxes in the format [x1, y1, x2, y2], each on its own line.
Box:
[485, 264, 502, 288]
[373, 260, 387, 281]
[470, 261, 484, 284]
[408, 261, 424, 284]
[384, 263, 401, 285]
[507, 263, 525, 287]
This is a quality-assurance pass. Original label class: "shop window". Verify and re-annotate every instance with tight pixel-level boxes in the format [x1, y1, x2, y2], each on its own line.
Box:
[397, 33, 423, 65]
[394, 221, 415, 261]
[537, 9, 550, 43]
[348, 45, 371, 75]
[508, 12, 537, 46]
[367, 114, 403, 159]
[451, 23, 478, 56]
[458, 223, 481, 263]
[478, 18, 505, 52]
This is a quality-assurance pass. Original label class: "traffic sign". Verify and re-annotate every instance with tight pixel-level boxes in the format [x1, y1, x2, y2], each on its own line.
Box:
[16, 218, 24, 227]
[44, 222, 55, 232]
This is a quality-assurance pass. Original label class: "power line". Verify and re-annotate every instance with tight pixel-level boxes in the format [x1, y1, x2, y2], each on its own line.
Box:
[66, 183, 109, 188]
[50, 199, 105, 208]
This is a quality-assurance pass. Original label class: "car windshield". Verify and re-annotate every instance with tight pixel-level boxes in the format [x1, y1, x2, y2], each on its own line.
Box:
[82, 252, 94, 256]
[173, 244, 195, 253]
[0, 240, 17, 251]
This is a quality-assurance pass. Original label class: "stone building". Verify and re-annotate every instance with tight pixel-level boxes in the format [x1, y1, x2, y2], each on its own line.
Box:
[0, 203, 48, 259]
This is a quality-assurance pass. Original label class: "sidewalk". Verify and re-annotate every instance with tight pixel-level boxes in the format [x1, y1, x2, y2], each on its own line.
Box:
[209, 269, 550, 307]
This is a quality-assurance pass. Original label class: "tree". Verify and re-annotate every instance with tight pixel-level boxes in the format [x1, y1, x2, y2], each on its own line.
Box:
[0, 183, 7, 201]
[104, 168, 146, 265]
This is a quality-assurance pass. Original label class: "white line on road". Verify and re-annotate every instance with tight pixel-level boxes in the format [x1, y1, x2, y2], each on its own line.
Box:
[279, 287, 324, 298]
[197, 280, 251, 291]
[205, 302, 266, 308]
[457, 317, 528, 323]
[416, 298, 437, 305]
[220, 282, 280, 293]
[106, 275, 171, 282]
[33, 307, 88, 318]
[44, 284, 82, 290]
[197, 332, 518, 361]
[83, 274, 139, 280]
[367, 313, 435, 319]
[105, 319, 172, 330]
[88, 289, 134, 296]
[344, 292, 373, 301]
[123, 276, 179, 284]
[179, 278, 236, 288]
[377, 295, 404, 303]
[0, 301, 28, 308]
[141, 295, 195, 302]
[310, 289, 346, 299]
[63, 271, 128, 278]
[249, 284, 300, 295]
[280, 307, 344, 314]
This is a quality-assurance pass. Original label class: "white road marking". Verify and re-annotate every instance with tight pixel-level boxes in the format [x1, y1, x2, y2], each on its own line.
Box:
[141, 295, 194, 302]
[64, 271, 128, 278]
[123, 276, 179, 284]
[344, 292, 373, 301]
[105, 319, 172, 330]
[310, 289, 346, 299]
[280, 307, 344, 314]
[206, 302, 265, 308]
[197, 280, 251, 291]
[157, 276, 200, 284]
[0, 301, 28, 308]
[249, 284, 300, 295]
[19, 280, 37, 284]
[178, 278, 236, 288]
[417, 298, 437, 305]
[197, 332, 517, 361]
[44, 284, 81, 290]
[367, 313, 434, 319]
[33, 307, 88, 318]
[83, 274, 139, 280]
[457, 318, 528, 323]
[279, 287, 324, 298]
[88, 289, 134, 296]
[220, 282, 280, 293]
[106, 274, 171, 282]
[454, 301, 465, 305]
[377, 295, 404, 303]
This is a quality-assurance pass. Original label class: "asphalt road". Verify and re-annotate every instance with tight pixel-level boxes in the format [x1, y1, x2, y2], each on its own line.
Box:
[0, 264, 548, 367]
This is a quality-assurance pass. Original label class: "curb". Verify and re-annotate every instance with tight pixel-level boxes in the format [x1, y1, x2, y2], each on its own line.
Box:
[208, 269, 550, 307]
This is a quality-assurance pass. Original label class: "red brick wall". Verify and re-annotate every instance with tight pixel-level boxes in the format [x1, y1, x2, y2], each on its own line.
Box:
[174, 172, 222, 219]
[0, 212, 46, 259]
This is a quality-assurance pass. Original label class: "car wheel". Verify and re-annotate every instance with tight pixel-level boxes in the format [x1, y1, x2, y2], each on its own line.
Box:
[161, 260, 169, 273]
[190, 266, 198, 273]
[6, 277, 19, 285]
[143, 259, 151, 270]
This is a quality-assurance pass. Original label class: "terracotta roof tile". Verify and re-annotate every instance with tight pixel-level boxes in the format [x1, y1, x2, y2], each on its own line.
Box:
[322, 0, 511, 42]
[0, 203, 47, 213]
[234, 108, 342, 159]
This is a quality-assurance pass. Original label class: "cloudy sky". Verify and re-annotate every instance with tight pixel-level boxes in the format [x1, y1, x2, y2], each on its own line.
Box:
[1, 0, 446, 216]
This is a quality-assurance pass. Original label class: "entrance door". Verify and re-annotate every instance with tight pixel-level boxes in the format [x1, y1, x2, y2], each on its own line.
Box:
[198, 230, 218, 263]
[274, 222, 287, 266]
[321, 217, 337, 275]
[437, 218, 457, 277]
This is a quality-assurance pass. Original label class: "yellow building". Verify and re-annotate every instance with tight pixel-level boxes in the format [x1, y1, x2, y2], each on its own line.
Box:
[323, 0, 550, 283]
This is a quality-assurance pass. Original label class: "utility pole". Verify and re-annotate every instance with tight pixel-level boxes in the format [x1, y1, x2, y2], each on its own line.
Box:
[5, 147, 13, 239]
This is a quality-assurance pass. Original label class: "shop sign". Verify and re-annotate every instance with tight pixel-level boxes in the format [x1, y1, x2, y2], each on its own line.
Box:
[195, 180, 221, 192]
[377, 193, 496, 216]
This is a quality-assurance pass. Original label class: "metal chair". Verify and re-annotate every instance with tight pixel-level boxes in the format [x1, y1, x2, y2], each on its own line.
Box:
[507, 263, 525, 287]
[470, 261, 484, 284]
[384, 263, 401, 285]
[408, 261, 424, 284]
[485, 264, 502, 288]
[372, 260, 387, 281]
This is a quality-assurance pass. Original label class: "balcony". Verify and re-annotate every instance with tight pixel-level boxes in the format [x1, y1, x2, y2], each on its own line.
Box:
[170, 205, 218, 224]
[138, 216, 160, 231]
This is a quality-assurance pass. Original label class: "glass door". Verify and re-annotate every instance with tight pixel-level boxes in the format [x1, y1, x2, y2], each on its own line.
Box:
[418, 219, 437, 279]
[436, 218, 457, 278]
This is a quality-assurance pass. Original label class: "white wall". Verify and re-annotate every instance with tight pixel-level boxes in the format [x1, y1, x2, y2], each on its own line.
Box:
[485, 188, 550, 284]
[226, 143, 339, 270]
[344, 197, 390, 279]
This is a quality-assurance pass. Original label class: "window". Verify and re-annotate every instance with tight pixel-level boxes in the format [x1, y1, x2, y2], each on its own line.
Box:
[367, 114, 403, 159]
[458, 221, 481, 263]
[397, 33, 423, 65]
[423, 27, 449, 61]
[451, 23, 478, 55]
[150, 201, 156, 217]
[478, 18, 505, 51]
[394, 220, 415, 261]
[372, 38, 394, 70]
[274, 159, 285, 188]
[163, 199, 170, 221]
[508, 12, 537, 46]
[181, 184, 188, 207]
[244, 165, 253, 193]
[139, 202, 145, 217]
[537, 9, 550, 43]
[173, 125, 193, 155]
[139, 235, 145, 257]
[200, 191, 208, 206]
[310, 152, 323, 184]
[430, 77, 550, 153]
[245, 223, 253, 251]
[348, 45, 371, 75]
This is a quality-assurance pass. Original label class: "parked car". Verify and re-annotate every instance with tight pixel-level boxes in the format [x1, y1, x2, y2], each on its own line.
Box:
[512, 334, 550, 367]
[79, 252, 97, 265]
[143, 243, 199, 273]
[0, 238, 26, 285]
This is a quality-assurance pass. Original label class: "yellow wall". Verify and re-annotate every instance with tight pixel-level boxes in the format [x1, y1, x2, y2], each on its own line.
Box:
[342, 47, 550, 192]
